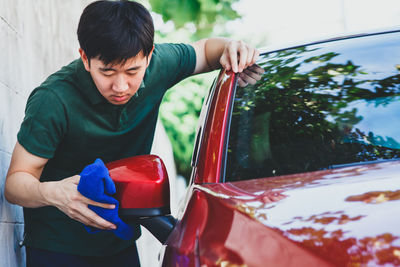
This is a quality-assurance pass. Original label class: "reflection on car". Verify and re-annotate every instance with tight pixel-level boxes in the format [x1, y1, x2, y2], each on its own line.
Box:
[227, 32, 400, 181]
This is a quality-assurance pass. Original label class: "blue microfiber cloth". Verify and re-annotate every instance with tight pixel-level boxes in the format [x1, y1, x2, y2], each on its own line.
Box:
[77, 158, 133, 240]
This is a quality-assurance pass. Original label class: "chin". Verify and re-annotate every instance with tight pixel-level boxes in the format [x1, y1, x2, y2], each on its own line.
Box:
[110, 101, 129, 105]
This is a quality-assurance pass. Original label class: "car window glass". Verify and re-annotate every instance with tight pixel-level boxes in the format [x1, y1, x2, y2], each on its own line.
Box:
[225, 31, 400, 182]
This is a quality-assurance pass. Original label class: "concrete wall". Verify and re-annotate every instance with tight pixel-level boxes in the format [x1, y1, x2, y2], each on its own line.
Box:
[0, 1, 185, 266]
[0, 2, 90, 266]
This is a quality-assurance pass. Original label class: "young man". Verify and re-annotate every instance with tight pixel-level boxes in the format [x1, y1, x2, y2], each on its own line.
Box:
[5, 1, 260, 266]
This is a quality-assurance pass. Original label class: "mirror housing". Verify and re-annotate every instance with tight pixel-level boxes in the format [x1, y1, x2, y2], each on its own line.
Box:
[106, 155, 176, 243]
[106, 154, 171, 217]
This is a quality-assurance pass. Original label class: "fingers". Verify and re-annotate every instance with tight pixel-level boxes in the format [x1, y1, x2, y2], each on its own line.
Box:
[67, 202, 116, 230]
[219, 43, 237, 72]
[229, 42, 239, 73]
[71, 198, 117, 230]
[51, 176, 119, 231]
[66, 179, 116, 210]
[83, 196, 116, 209]
[70, 175, 80, 185]
[83, 207, 116, 230]
[219, 53, 229, 71]
[64, 192, 116, 229]
[251, 49, 260, 66]
[247, 48, 256, 66]
[221, 40, 260, 73]
[238, 42, 248, 73]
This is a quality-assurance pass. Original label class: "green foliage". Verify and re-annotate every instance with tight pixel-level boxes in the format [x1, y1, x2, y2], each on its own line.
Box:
[149, 0, 240, 37]
[137, 0, 241, 178]
[159, 72, 216, 178]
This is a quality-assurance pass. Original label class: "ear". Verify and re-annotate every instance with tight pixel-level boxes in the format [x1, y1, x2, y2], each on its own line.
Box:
[79, 48, 91, 72]
[146, 45, 155, 67]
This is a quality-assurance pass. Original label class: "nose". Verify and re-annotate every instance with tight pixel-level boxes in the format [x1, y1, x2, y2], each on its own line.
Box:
[112, 75, 129, 93]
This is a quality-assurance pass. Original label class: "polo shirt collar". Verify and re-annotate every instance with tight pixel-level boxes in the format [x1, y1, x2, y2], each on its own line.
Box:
[74, 59, 146, 105]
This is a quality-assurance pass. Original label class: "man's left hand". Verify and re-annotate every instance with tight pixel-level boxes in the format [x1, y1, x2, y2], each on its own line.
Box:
[219, 40, 260, 73]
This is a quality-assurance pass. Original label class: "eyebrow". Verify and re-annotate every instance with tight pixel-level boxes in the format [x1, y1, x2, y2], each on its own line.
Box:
[99, 66, 141, 72]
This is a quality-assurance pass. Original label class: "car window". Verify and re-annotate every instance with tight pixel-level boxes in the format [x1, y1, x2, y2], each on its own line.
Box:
[225, 31, 400, 182]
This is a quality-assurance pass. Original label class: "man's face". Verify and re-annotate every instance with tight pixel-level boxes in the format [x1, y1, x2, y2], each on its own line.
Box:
[79, 49, 153, 105]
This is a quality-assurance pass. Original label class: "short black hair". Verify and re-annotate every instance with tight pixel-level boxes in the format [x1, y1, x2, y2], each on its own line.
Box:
[77, 0, 154, 65]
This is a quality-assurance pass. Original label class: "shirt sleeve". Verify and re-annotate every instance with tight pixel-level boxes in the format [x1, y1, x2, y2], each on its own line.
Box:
[151, 43, 197, 89]
[17, 88, 67, 159]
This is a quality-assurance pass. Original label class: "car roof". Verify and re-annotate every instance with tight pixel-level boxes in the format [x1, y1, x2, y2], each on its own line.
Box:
[259, 27, 400, 55]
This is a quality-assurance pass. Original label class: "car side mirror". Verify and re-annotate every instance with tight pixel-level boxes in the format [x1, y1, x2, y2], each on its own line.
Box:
[106, 155, 176, 243]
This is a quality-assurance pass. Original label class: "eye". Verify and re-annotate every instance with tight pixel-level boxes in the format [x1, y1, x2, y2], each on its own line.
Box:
[127, 72, 137, 76]
[102, 71, 114, 77]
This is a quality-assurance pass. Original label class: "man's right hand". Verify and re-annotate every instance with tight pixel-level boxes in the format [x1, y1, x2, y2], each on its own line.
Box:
[5, 142, 116, 230]
[40, 175, 117, 230]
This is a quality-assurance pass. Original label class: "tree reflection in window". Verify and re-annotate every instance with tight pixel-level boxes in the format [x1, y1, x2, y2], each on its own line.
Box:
[226, 33, 400, 182]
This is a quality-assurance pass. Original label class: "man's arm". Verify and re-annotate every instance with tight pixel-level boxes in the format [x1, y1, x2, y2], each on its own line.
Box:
[5, 142, 116, 230]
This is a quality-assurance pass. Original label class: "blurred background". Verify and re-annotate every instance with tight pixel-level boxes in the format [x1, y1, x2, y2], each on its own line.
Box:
[0, 0, 399, 266]
[148, 0, 400, 181]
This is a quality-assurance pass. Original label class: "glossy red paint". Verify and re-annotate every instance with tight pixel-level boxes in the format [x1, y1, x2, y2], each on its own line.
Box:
[106, 155, 170, 209]
[188, 160, 400, 266]
[163, 187, 332, 266]
[194, 70, 236, 184]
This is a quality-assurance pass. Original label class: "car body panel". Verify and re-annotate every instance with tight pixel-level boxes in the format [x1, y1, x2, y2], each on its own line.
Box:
[163, 188, 332, 267]
[194, 70, 236, 184]
[203, 160, 400, 266]
[164, 161, 400, 266]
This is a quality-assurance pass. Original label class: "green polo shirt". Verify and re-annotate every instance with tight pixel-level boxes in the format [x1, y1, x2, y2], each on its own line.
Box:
[17, 43, 196, 256]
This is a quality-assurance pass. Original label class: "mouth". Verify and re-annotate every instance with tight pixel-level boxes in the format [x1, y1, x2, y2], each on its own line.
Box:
[111, 95, 129, 103]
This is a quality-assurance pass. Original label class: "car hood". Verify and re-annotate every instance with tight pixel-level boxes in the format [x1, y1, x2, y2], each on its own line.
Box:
[198, 160, 400, 266]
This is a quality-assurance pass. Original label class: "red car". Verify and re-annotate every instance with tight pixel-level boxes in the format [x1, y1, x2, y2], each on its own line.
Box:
[108, 28, 400, 266]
